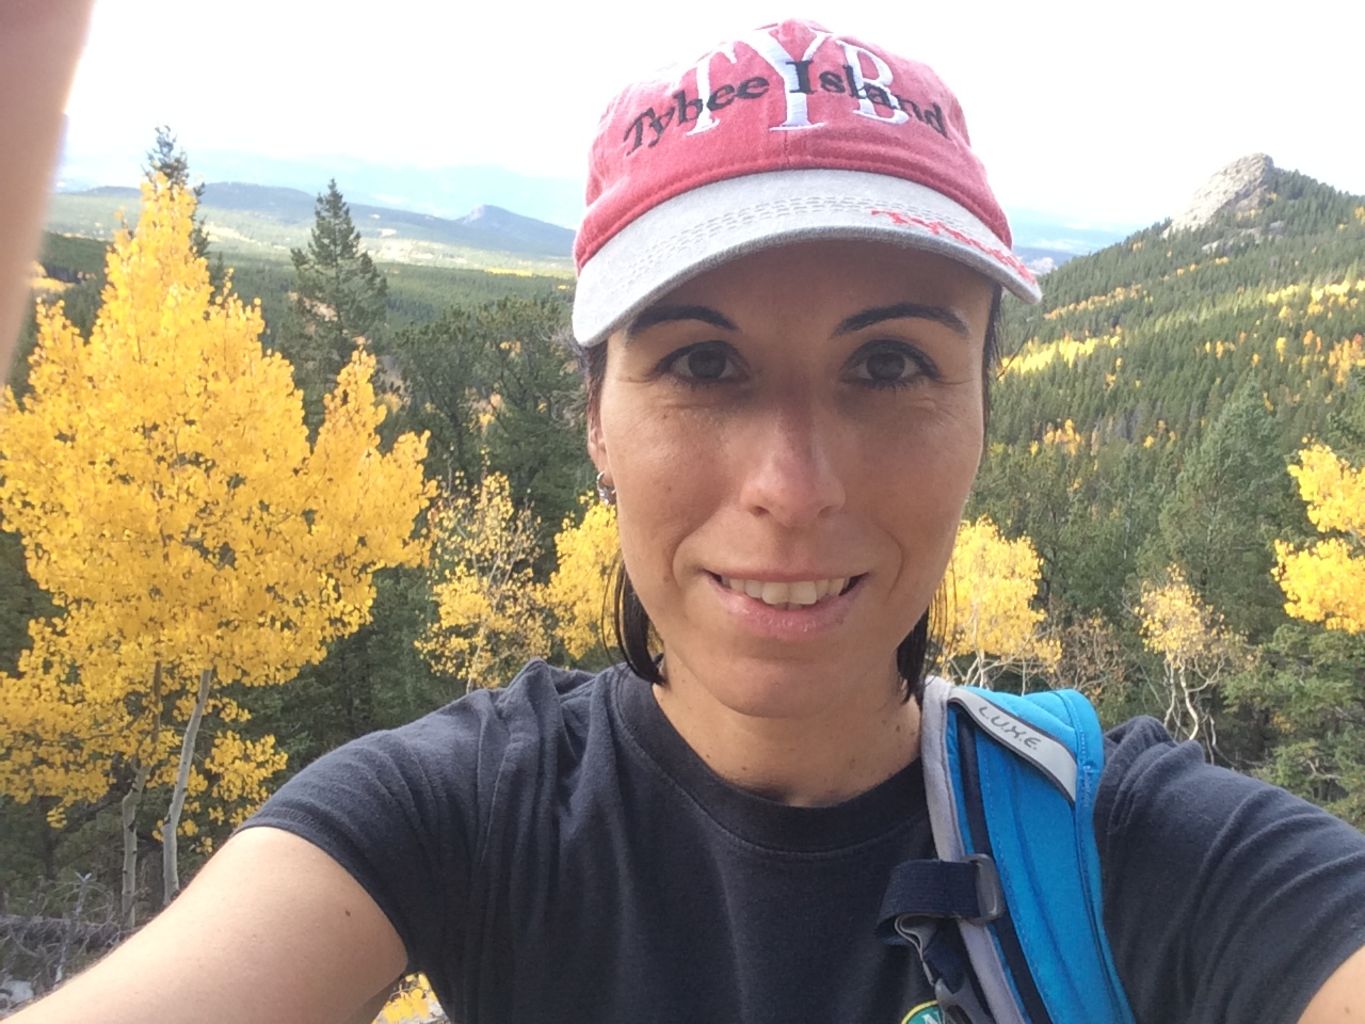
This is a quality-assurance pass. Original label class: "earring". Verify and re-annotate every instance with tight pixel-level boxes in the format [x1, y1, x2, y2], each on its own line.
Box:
[596, 471, 617, 507]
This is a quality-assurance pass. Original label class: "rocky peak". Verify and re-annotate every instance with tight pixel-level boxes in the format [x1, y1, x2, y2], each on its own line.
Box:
[1166, 154, 1276, 235]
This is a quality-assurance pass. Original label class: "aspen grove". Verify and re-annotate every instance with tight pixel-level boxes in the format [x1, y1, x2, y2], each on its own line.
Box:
[0, 177, 434, 924]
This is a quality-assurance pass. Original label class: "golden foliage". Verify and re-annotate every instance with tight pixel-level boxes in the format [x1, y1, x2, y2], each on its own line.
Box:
[374, 974, 440, 1023]
[1044, 285, 1144, 321]
[942, 517, 1059, 687]
[1138, 565, 1247, 748]
[28, 260, 70, 295]
[1002, 333, 1122, 378]
[0, 176, 434, 828]
[544, 497, 618, 662]
[1139, 567, 1216, 662]
[1040, 418, 1085, 455]
[1275, 444, 1365, 633]
[417, 471, 549, 688]
[1327, 334, 1365, 385]
[1264, 278, 1365, 310]
[1265, 279, 1364, 330]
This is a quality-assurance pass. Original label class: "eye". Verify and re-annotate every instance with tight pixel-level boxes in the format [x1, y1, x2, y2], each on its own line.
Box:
[662, 342, 740, 384]
[847, 341, 935, 388]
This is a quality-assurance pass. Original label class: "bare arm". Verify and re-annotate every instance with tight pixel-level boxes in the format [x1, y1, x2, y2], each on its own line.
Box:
[0, 0, 93, 376]
[8, 826, 409, 1024]
[1299, 943, 1365, 1024]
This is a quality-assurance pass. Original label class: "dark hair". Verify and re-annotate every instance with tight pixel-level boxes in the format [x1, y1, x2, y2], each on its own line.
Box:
[577, 284, 1004, 702]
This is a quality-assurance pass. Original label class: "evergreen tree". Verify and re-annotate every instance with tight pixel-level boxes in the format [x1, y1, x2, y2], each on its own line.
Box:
[1150, 380, 1298, 642]
[388, 295, 586, 539]
[143, 126, 211, 264]
[284, 180, 388, 431]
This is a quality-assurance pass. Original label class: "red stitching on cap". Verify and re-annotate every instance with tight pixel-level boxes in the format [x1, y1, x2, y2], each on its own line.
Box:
[869, 208, 1036, 284]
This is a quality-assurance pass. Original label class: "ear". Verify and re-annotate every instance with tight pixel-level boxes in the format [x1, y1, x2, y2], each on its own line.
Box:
[587, 404, 608, 477]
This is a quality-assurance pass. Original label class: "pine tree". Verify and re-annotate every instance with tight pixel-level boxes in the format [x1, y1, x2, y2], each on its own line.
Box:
[144, 126, 210, 262]
[285, 180, 388, 431]
[1151, 380, 1298, 641]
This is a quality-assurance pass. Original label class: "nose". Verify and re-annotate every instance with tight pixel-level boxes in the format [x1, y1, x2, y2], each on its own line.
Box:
[738, 399, 847, 527]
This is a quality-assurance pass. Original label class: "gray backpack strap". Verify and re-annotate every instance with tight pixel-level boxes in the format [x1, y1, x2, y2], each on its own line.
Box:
[920, 677, 1027, 1024]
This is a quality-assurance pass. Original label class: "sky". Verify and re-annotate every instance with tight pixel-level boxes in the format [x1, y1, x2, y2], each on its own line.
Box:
[59, 0, 1365, 235]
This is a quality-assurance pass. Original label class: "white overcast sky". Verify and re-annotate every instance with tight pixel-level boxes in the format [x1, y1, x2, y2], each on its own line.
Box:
[61, 0, 1364, 231]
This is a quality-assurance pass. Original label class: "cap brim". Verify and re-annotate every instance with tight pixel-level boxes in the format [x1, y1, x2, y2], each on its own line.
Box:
[572, 168, 1042, 347]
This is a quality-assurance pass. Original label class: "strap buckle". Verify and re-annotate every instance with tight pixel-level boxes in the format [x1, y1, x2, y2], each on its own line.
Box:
[892, 854, 1002, 930]
[963, 853, 1003, 924]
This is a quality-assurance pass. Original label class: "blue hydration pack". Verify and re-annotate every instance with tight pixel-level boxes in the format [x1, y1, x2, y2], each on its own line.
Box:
[878, 678, 1136, 1024]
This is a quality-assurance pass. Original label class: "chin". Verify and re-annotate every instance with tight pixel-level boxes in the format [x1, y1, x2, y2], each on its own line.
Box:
[673, 647, 898, 721]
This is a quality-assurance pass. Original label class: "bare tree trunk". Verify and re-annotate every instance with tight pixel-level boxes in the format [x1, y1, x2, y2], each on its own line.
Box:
[121, 660, 165, 929]
[162, 667, 213, 905]
[35, 799, 58, 880]
[119, 758, 151, 931]
[1161, 664, 1179, 736]
[1181, 667, 1201, 741]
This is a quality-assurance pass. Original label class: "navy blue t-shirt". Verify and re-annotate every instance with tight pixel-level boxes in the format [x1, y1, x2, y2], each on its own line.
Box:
[242, 661, 1365, 1023]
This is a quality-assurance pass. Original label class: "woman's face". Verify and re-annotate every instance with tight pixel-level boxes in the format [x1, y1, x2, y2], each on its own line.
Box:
[589, 240, 993, 720]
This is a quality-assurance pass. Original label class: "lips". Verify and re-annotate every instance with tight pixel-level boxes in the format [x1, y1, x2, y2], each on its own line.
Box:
[715, 574, 858, 610]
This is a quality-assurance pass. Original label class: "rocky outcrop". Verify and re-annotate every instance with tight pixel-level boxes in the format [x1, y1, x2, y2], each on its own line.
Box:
[1166, 154, 1275, 235]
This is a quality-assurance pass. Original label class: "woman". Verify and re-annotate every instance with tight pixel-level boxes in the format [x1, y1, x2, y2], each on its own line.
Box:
[12, 18, 1365, 1024]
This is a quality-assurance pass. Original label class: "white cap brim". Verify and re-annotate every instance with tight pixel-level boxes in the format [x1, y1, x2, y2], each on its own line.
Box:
[573, 168, 1042, 347]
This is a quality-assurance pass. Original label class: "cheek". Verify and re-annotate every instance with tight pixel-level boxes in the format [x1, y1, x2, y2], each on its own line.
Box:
[873, 403, 983, 554]
[598, 401, 702, 585]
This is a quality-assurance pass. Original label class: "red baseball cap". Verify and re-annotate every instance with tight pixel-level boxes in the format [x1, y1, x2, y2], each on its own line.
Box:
[572, 19, 1041, 347]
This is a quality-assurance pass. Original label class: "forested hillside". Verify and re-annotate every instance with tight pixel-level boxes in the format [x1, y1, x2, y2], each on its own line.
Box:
[971, 157, 1365, 823]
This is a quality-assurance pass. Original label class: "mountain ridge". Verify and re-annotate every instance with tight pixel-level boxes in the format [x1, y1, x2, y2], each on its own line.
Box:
[47, 182, 576, 274]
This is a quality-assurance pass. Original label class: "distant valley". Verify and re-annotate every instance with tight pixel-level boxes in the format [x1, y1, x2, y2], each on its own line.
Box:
[46, 183, 576, 276]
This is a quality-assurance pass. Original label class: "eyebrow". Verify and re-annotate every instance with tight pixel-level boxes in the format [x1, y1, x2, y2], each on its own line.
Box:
[624, 301, 972, 339]
[834, 302, 972, 338]
[626, 304, 737, 337]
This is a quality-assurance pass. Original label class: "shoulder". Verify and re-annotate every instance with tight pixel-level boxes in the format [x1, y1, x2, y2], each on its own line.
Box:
[1095, 715, 1209, 828]
[239, 660, 616, 982]
[1096, 712, 1365, 893]
[245, 659, 612, 870]
[1095, 715, 1365, 1023]
[301, 659, 606, 794]
[1094, 714, 1360, 844]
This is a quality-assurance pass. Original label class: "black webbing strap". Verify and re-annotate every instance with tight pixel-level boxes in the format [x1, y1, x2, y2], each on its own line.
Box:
[877, 856, 1004, 938]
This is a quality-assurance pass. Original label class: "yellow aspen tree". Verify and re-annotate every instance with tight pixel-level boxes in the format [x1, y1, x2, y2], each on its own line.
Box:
[1138, 565, 1247, 752]
[543, 497, 618, 664]
[941, 516, 1060, 689]
[1275, 443, 1365, 633]
[417, 470, 549, 690]
[0, 176, 434, 921]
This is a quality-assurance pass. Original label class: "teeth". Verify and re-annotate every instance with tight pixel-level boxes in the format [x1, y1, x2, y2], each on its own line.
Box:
[721, 576, 851, 607]
[760, 581, 786, 605]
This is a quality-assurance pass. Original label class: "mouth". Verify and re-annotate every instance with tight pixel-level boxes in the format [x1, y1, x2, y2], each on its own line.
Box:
[710, 573, 863, 611]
